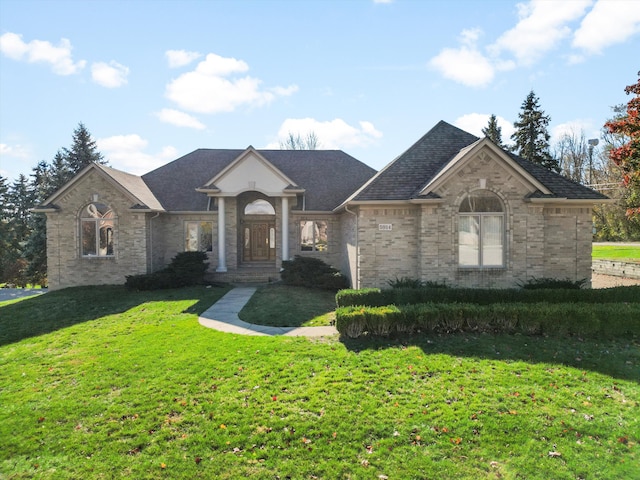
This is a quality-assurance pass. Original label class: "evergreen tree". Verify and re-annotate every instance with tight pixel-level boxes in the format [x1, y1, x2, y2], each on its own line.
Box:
[0, 176, 14, 282]
[511, 91, 559, 172]
[62, 122, 105, 174]
[23, 161, 53, 286]
[482, 114, 503, 147]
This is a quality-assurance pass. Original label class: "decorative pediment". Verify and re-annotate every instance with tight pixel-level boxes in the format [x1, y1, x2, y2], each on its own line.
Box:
[419, 138, 551, 197]
[199, 147, 303, 196]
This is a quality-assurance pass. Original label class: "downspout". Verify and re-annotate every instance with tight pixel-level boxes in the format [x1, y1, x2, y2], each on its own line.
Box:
[344, 205, 359, 290]
[149, 212, 160, 273]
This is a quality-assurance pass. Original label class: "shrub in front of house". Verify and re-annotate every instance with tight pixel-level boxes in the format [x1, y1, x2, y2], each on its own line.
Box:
[281, 255, 349, 291]
[335, 285, 640, 307]
[125, 251, 209, 290]
[518, 277, 588, 289]
[335, 302, 640, 339]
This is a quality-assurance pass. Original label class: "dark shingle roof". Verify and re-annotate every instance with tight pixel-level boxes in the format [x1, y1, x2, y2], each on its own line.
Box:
[351, 120, 608, 202]
[142, 149, 376, 211]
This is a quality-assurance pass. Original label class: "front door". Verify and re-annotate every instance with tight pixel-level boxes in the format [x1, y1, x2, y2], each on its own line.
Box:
[243, 222, 275, 261]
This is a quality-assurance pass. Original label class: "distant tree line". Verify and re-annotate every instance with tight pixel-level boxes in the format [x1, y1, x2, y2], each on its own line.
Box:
[0, 123, 105, 286]
[484, 83, 640, 241]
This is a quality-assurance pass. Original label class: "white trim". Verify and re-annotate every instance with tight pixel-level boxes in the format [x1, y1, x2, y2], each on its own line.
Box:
[216, 197, 227, 272]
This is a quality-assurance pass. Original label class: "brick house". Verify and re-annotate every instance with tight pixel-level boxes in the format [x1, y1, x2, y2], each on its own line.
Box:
[36, 121, 609, 290]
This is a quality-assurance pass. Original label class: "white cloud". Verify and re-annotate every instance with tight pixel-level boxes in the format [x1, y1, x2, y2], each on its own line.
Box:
[165, 49, 202, 68]
[551, 119, 599, 144]
[0, 32, 86, 75]
[430, 46, 495, 88]
[155, 108, 206, 130]
[0, 143, 30, 159]
[165, 53, 298, 114]
[91, 61, 129, 88]
[266, 118, 383, 150]
[572, 0, 640, 54]
[490, 0, 591, 66]
[97, 134, 177, 174]
[454, 113, 515, 143]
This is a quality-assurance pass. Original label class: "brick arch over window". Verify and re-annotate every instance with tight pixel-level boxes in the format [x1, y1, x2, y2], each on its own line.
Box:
[79, 202, 115, 257]
[457, 190, 505, 268]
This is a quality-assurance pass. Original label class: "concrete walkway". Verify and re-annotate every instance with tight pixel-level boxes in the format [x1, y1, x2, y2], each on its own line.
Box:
[198, 287, 339, 337]
[0, 288, 47, 302]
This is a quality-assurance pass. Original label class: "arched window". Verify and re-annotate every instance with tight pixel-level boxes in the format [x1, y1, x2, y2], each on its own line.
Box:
[458, 191, 504, 267]
[81, 203, 114, 257]
[244, 199, 275, 215]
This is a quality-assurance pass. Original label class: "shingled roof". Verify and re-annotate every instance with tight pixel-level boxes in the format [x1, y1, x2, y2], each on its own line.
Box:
[142, 149, 376, 211]
[348, 120, 609, 203]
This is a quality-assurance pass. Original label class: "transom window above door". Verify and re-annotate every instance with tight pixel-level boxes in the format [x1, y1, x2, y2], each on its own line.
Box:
[244, 199, 275, 215]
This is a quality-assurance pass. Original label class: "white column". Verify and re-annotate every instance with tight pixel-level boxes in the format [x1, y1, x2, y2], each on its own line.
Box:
[216, 197, 227, 272]
[281, 196, 289, 262]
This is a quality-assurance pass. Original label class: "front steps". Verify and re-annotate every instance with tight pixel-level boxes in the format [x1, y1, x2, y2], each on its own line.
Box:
[205, 262, 281, 285]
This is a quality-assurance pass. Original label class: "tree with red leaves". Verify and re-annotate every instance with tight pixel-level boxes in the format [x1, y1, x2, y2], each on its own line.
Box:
[605, 72, 640, 217]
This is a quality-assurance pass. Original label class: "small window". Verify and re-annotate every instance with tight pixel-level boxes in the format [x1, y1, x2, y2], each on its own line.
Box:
[458, 191, 504, 267]
[300, 220, 328, 252]
[185, 221, 213, 252]
[81, 203, 114, 257]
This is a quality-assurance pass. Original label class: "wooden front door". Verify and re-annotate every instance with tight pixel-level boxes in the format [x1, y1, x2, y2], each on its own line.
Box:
[243, 222, 275, 261]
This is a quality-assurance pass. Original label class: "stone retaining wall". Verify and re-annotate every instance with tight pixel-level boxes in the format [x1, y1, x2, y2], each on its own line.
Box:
[592, 259, 640, 279]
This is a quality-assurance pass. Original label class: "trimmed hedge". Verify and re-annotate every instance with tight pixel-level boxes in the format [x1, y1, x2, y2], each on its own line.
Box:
[335, 302, 640, 339]
[336, 285, 640, 307]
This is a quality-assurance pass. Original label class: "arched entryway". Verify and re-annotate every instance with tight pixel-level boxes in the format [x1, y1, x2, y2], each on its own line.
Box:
[239, 194, 276, 263]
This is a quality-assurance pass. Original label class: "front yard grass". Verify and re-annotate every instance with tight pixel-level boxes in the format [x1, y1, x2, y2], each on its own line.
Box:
[593, 244, 640, 263]
[1, 286, 638, 479]
[239, 283, 336, 327]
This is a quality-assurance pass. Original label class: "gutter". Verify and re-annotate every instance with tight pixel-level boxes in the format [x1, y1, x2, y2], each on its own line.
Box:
[149, 212, 161, 272]
[344, 204, 359, 290]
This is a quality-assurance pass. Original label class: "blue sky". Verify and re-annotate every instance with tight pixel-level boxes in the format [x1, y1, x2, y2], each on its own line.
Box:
[1, 0, 639, 184]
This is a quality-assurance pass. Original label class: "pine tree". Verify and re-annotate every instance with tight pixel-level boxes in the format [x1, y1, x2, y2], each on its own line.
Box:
[511, 91, 559, 172]
[0, 176, 15, 282]
[62, 122, 105, 174]
[482, 114, 503, 147]
[23, 161, 53, 286]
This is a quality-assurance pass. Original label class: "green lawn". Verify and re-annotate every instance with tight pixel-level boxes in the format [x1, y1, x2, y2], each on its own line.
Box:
[239, 284, 336, 327]
[1, 286, 639, 479]
[593, 244, 640, 262]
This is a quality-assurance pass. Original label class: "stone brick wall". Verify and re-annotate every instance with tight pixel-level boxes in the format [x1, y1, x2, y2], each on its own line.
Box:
[45, 170, 149, 290]
[352, 150, 597, 289]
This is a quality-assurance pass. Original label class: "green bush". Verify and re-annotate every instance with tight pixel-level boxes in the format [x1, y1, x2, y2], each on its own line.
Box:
[519, 277, 588, 289]
[387, 277, 423, 289]
[335, 285, 640, 307]
[125, 251, 209, 291]
[335, 302, 640, 339]
[281, 256, 349, 290]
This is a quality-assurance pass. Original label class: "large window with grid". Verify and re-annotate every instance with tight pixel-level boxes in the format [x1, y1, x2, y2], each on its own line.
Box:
[81, 203, 114, 257]
[458, 191, 504, 267]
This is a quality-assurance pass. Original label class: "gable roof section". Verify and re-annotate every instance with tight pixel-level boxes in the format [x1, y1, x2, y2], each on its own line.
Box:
[36, 163, 164, 211]
[419, 137, 551, 196]
[142, 149, 376, 211]
[200, 147, 302, 195]
[349, 121, 479, 202]
[347, 120, 608, 204]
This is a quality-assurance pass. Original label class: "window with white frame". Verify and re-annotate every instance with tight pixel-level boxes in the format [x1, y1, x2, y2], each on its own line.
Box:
[300, 220, 328, 252]
[81, 203, 114, 257]
[458, 191, 504, 267]
[185, 221, 213, 252]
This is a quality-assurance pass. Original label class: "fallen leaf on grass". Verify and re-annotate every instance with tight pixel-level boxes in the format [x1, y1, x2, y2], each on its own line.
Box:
[160, 462, 167, 469]
[548, 451, 562, 457]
